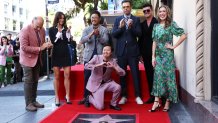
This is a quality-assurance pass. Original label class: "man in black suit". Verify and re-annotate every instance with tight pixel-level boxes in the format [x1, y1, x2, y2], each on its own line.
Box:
[112, 0, 143, 105]
[138, 3, 158, 104]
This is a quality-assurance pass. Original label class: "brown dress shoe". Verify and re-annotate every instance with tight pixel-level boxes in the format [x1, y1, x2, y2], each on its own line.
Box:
[33, 101, 44, 108]
[26, 103, 37, 112]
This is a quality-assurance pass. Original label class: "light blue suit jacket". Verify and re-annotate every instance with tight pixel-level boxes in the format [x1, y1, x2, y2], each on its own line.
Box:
[80, 25, 109, 62]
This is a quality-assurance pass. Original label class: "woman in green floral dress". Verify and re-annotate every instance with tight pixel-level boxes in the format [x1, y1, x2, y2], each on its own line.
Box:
[149, 5, 187, 112]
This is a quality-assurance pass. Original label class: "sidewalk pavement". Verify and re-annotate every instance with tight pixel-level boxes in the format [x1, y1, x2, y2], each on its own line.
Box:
[0, 75, 56, 123]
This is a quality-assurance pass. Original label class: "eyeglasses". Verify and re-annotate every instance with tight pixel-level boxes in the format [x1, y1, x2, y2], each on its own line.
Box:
[143, 9, 151, 13]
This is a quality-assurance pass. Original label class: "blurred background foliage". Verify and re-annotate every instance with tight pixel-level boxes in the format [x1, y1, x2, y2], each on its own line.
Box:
[64, 0, 150, 25]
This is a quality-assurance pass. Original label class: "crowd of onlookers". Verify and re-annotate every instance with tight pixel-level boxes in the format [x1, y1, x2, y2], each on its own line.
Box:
[0, 33, 23, 88]
[0, 33, 84, 88]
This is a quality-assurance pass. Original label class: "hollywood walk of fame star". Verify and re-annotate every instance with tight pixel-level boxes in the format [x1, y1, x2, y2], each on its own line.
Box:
[79, 114, 134, 123]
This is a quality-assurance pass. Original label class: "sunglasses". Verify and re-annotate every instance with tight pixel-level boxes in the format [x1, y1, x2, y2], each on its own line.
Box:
[143, 9, 151, 13]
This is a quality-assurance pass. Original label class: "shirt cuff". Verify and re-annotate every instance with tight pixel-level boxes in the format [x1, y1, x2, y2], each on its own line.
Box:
[66, 32, 71, 41]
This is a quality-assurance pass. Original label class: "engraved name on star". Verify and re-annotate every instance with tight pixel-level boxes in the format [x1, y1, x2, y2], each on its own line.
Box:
[79, 114, 134, 123]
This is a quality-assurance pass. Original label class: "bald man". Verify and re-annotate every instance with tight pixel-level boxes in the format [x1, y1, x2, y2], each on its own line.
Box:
[19, 16, 53, 111]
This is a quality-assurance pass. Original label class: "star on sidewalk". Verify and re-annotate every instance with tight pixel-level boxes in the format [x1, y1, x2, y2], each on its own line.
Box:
[79, 114, 134, 123]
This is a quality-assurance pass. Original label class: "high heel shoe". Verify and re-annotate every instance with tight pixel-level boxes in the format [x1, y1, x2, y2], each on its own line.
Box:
[55, 98, 60, 107]
[163, 100, 170, 112]
[148, 101, 161, 112]
[65, 97, 72, 104]
[163, 108, 170, 112]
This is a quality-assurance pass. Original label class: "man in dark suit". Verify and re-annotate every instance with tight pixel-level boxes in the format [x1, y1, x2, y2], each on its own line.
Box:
[112, 0, 143, 104]
[138, 4, 158, 104]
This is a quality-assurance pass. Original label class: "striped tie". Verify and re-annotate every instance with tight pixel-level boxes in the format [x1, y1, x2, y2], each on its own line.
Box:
[35, 30, 41, 46]
[124, 17, 129, 29]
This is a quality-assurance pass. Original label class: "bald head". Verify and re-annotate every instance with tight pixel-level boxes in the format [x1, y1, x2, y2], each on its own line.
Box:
[32, 16, 44, 30]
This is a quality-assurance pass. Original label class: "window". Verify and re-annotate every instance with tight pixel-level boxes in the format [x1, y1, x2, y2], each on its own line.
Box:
[4, 4, 8, 14]
[19, 8, 23, 16]
[4, 18, 10, 30]
[12, 5, 16, 15]
[12, 5, 16, 12]
[20, 22, 24, 30]
[13, 20, 17, 31]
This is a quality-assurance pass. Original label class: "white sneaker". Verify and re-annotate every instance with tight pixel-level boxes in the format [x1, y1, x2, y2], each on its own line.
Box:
[118, 97, 127, 104]
[135, 97, 143, 104]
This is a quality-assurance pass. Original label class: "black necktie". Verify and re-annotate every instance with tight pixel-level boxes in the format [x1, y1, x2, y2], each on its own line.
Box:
[103, 66, 106, 74]
[101, 66, 107, 84]
[103, 60, 107, 74]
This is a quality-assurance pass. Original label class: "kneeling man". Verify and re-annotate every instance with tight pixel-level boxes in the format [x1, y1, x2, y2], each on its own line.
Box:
[84, 44, 125, 110]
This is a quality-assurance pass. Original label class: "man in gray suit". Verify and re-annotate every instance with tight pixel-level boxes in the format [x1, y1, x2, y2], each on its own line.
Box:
[84, 44, 125, 110]
[79, 11, 109, 106]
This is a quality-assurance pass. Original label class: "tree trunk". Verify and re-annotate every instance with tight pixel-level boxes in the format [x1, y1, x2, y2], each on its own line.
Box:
[93, 0, 99, 10]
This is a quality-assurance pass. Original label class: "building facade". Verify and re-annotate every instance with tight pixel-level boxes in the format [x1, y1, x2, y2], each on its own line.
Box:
[164, 0, 217, 122]
[0, 0, 29, 37]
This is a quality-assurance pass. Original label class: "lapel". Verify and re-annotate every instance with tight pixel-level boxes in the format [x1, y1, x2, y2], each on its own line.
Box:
[130, 14, 133, 20]
[144, 20, 149, 29]
[143, 17, 156, 33]
[149, 17, 157, 29]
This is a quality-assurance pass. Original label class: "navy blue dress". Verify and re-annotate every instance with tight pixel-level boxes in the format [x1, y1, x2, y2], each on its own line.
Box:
[49, 27, 71, 67]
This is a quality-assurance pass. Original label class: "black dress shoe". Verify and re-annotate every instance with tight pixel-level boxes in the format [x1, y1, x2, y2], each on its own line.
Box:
[109, 105, 121, 111]
[84, 95, 90, 107]
[144, 97, 155, 104]
[78, 98, 86, 105]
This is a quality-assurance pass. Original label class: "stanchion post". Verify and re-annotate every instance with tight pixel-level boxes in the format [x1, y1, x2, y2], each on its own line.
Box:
[45, 0, 50, 79]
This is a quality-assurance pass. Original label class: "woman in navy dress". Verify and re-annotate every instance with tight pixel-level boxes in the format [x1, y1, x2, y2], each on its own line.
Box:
[49, 11, 72, 106]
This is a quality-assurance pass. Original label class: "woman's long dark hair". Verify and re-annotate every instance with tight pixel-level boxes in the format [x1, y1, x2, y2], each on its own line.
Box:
[52, 11, 67, 28]
[157, 5, 172, 28]
[1, 36, 9, 46]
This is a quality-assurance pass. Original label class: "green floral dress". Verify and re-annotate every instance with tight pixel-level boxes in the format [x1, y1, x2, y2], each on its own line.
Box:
[151, 21, 185, 103]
